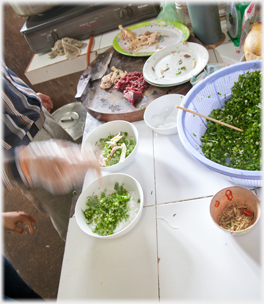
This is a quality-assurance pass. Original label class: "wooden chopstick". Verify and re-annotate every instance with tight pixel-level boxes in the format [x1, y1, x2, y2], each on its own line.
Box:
[176, 105, 243, 132]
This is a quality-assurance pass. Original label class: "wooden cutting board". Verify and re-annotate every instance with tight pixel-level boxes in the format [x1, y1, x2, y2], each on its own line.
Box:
[80, 47, 192, 122]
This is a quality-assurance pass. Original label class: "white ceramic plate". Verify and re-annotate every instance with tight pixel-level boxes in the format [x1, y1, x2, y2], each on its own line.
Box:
[143, 42, 209, 86]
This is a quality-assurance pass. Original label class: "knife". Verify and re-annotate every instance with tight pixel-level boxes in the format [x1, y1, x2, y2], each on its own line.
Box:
[75, 41, 114, 100]
[75, 36, 93, 99]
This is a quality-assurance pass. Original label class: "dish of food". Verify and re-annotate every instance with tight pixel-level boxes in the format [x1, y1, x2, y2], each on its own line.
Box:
[218, 201, 255, 231]
[75, 173, 143, 239]
[112, 20, 190, 57]
[96, 131, 136, 167]
[118, 24, 162, 53]
[143, 42, 209, 86]
[210, 186, 261, 235]
[82, 120, 139, 172]
[82, 182, 140, 236]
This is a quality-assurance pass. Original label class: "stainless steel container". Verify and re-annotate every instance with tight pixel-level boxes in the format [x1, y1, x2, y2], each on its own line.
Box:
[187, 3, 222, 45]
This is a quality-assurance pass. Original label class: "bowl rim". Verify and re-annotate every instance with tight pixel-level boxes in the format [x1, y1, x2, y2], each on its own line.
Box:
[209, 186, 261, 234]
[75, 172, 144, 239]
[177, 60, 262, 177]
[144, 94, 184, 132]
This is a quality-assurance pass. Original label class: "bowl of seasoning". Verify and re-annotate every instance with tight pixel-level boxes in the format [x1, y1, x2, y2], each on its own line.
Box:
[75, 173, 144, 239]
[210, 186, 261, 235]
[177, 60, 261, 187]
[82, 120, 138, 172]
[144, 94, 185, 135]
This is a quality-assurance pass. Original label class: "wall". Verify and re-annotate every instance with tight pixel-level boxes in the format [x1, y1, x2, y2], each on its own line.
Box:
[3, 3, 82, 112]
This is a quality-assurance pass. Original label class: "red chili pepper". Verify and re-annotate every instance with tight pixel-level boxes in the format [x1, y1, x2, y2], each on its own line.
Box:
[215, 200, 220, 207]
[225, 190, 233, 201]
[240, 209, 253, 217]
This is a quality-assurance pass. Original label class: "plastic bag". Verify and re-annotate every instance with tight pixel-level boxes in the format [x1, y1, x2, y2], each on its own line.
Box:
[239, 2, 262, 50]
[157, 2, 178, 22]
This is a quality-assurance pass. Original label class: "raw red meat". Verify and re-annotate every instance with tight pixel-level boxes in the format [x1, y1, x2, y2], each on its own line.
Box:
[113, 71, 149, 105]
[123, 87, 143, 105]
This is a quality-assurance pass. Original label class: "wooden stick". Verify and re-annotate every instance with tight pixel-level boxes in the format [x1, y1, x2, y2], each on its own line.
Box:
[176, 105, 243, 132]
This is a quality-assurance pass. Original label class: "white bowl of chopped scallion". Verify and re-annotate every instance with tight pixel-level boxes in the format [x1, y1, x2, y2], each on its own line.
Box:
[75, 173, 144, 238]
[82, 120, 138, 172]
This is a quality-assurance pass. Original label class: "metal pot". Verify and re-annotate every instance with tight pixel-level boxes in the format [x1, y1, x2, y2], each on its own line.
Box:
[9, 3, 59, 17]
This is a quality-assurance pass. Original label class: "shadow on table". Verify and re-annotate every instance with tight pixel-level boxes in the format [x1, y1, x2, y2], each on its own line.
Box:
[233, 221, 261, 265]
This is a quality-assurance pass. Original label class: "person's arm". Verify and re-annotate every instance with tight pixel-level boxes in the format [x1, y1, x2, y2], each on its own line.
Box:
[2, 211, 37, 234]
[36, 93, 53, 113]
[3, 139, 101, 195]
[3, 150, 23, 190]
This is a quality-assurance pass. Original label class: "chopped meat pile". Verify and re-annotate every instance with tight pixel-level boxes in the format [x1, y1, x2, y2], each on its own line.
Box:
[126, 31, 161, 53]
[118, 25, 136, 42]
[114, 71, 149, 105]
[100, 66, 127, 90]
[118, 24, 162, 53]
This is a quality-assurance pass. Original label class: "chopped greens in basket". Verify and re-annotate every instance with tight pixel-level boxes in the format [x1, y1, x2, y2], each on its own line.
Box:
[200, 70, 261, 170]
[96, 132, 136, 167]
[82, 182, 132, 236]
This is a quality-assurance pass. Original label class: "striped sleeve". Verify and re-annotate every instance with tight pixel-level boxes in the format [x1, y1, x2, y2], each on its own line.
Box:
[2, 150, 23, 190]
[2, 62, 42, 189]
[2, 62, 42, 151]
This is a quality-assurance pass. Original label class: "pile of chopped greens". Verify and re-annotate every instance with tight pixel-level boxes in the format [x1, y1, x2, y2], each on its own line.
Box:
[83, 182, 133, 236]
[96, 132, 136, 167]
[200, 70, 261, 171]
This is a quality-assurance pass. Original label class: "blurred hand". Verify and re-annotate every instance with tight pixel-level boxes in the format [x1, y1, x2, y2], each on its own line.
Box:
[17, 140, 101, 195]
[2, 212, 37, 234]
[37, 92, 53, 113]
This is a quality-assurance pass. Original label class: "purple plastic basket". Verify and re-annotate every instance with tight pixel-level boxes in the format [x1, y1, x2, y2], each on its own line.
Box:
[177, 60, 262, 187]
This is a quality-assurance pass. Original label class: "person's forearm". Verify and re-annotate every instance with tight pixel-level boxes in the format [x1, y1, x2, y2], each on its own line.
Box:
[3, 150, 23, 189]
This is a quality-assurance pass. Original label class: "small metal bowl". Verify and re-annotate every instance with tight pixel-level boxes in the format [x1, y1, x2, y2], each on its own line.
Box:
[52, 102, 87, 141]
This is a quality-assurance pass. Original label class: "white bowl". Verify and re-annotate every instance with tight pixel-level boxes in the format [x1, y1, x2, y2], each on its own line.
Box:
[210, 186, 261, 235]
[144, 94, 185, 135]
[75, 173, 144, 239]
[82, 120, 139, 172]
